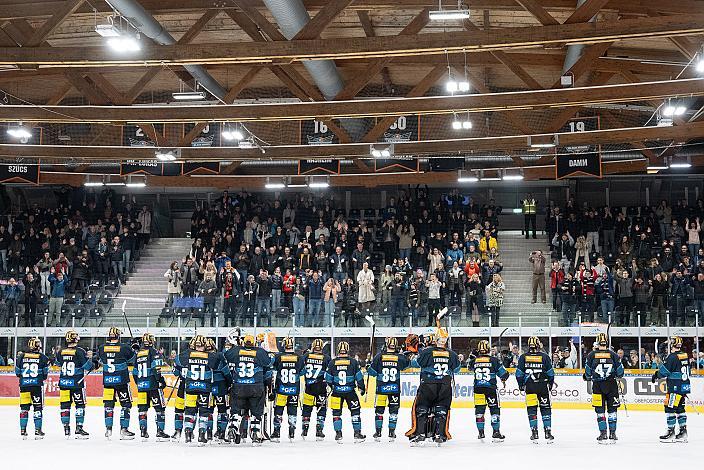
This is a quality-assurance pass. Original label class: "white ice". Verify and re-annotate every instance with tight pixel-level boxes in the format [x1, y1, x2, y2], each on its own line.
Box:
[0, 406, 698, 468]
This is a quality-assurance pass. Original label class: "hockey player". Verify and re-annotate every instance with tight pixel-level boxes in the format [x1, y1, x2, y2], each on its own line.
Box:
[133, 333, 169, 441]
[468, 339, 509, 442]
[15, 337, 50, 439]
[224, 333, 273, 445]
[654, 336, 691, 443]
[583, 332, 624, 444]
[98, 326, 136, 440]
[56, 330, 95, 439]
[301, 338, 331, 440]
[406, 329, 461, 445]
[271, 336, 304, 442]
[206, 337, 231, 443]
[173, 335, 230, 445]
[325, 341, 366, 443]
[367, 336, 410, 441]
[516, 337, 555, 443]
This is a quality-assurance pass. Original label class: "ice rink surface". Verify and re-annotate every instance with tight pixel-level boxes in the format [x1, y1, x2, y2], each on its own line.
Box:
[0, 406, 698, 468]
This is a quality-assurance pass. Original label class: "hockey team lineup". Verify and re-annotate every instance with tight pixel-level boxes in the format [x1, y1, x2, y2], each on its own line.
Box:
[12, 305, 694, 449]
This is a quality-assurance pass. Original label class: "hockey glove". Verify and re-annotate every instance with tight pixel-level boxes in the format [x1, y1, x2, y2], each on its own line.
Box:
[131, 337, 142, 352]
[159, 376, 167, 389]
[651, 372, 659, 383]
[582, 373, 588, 382]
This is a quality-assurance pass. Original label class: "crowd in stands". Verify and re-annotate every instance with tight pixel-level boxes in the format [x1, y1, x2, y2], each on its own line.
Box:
[164, 188, 507, 328]
[0, 189, 152, 326]
[542, 197, 704, 327]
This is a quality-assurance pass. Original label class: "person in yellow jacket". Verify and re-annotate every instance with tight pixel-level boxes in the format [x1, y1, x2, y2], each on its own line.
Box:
[522, 193, 538, 239]
[479, 230, 498, 262]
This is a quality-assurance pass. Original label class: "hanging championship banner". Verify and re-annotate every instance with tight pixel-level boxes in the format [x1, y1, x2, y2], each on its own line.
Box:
[0, 124, 42, 145]
[122, 124, 165, 147]
[378, 115, 420, 142]
[298, 159, 340, 175]
[0, 163, 40, 184]
[183, 122, 221, 147]
[120, 160, 180, 176]
[556, 117, 602, 179]
[183, 162, 220, 175]
[300, 119, 339, 145]
[374, 156, 418, 173]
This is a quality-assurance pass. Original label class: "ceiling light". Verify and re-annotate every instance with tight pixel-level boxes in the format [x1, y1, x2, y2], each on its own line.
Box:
[107, 35, 140, 52]
[95, 23, 121, 38]
[370, 144, 394, 158]
[462, 120, 472, 129]
[451, 120, 462, 130]
[457, 81, 470, 92]
[445, 80, 458, 93]
[308, 181, 330, 188]
[697, 59, 704, 73]
[669, 162, 692, 169]
[457, 170, 478, 183]
[104, 182, 126, 186]
[222, 126, 244, 141]
[155, 148, 178, 161]
[480, 177, 502, 181]
[84, 182, 104, 187]
[172, 91, 206, 101]
[238, 139, 255, 149]
[429, 5, 470, 21]
[657, 116, 674, 127]
[126, 175, 146, 188]
[265, 177, 286, 189]
[7, 124, 32, 140]
[502, 174, 525, 181]
[380, 149, 391, 158]
[646, 165, 669, 171]
[528, 135, 558, 148]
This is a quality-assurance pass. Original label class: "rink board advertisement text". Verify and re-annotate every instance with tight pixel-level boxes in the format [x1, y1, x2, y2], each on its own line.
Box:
[0, 370, 701, 410]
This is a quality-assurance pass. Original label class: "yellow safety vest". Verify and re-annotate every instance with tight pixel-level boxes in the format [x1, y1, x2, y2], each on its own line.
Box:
[522, 199, 536, 215]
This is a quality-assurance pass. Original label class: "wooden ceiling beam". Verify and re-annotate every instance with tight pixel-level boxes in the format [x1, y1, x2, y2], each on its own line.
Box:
[562, 0, 610, 24]
[5, 120, 704, 161]
[3, 14, 704, 67]
[3, 78, 704, 123]
[293, 0, 355, 40]
[514, 0, 560, 26]
[24, 0, 84, 47]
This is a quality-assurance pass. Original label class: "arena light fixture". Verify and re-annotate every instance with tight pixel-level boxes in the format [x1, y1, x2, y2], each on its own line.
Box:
[528, 134, 558, 149]
[662, 99, 687, 117]
[222, 124, 245, 141]
[646, 163, 669, 171]
[502, 169, 525, 181]
[697, 47, 704, 73]
[308, 176, 330, 189]
[126, 175, 146, 188]
[84, 175, 104, 187]
[106, 34, 140, 53]
[264, 177, 286, 189]
[457, 170, 479, 183]
[6, 122, 32, 140]
[430, 0, 470, 20]
[451, 113, 472, 130]
[238, 139, 255, 149]
[155, 148, 179, 161]
[669, 156, 692, 169]
[172, 90, 206, 101]
[370, 144, 394, 158]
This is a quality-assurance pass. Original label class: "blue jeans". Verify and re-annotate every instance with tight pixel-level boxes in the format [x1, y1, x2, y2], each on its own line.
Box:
[600, 299, 615, 321]
[561, 302, 576, 326]
[333, 272, 346, 283]
[293, 296, 306, 327]
[324, 299, 336, 327]
[399, 248, 411, 261]
[308, 298, 322, 327]
[390, 296, 405, 327]
[256, 297, 271, 326]
[271, 289, 281, 310]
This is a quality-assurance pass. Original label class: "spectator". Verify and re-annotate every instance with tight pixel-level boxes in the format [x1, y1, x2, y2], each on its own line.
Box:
[242, 275, 258, 326]
[308, 271, 323, 327]
[669, 270, 691, 326]
[48, 269, 68, 326]
[110, 236, 125, 284]
[341, 277, 358, 327]
[549, 260, 565, 312]
[560, 271, 579, 326]
[521, 193, 537, 240]
[685, 217, 701, 258]
[595, 272, 615, 322]
[271, 266, 283, 310]
[180, 257, 199, 298]
[486, 273, 505, 327]
[397, 222, 415, 261]
[137, 205, 152, 246]
[164, 261, 182, 307]
[615, 270, 634, 326]
[256, 270, 272, 327]
[425, 272, 442, 327]
[2, 277, 20, 326]
[221, 270, 239, 327]
[552, 232, 574, 271]
[292, 276, 307, 327]
[323, 277, 340, 327]
[198, 273, 218, 327]
[466, 273, 483, 327]
[36, 252, 53, 295]
[529, 250, 546, 304]
[23, 271, 39, 327]
[350, 242, 370, 280]
[356, 262, 375, 311]
[389, 273, 407, 327]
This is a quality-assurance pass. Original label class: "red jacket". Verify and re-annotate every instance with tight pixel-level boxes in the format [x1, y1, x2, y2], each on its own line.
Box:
[550, 268, 565, 289]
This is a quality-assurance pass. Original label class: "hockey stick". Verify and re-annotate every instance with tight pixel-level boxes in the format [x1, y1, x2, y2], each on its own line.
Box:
[120, 300, 133, 338]
[685, 395, 702, 415]
[363, 315, 375, 403]
[497, 327, 509, 352]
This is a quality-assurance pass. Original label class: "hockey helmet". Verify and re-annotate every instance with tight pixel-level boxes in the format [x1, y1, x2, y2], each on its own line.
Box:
[141, 333, 155, 347]
[477, 340, 490, 355]
[65, 330, 80, 345]
[311, 338, 324, 352]
[404, 334, 420, 353]
[527, 336, 542, 350]
[28, 337, 42, 352]
[189, 335, 206, 350]
[243, 334, 256, 347]
[435, 328, 449, 347]
[385, 337, 398, 352]
[596, 333, 608, 347]
[282, 336, 295, 351]
[226, 328, 241, 346]
[337, 341, 350, 356]
[670, 336, 683, 350]
[205, 337, 216, 352]
[107, 326, 121, 340]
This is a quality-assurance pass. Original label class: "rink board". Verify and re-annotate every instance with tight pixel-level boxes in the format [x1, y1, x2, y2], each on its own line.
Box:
[0, 370, 701, 411]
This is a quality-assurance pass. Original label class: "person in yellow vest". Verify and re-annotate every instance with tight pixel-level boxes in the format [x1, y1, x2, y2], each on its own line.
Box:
[522, 193, 538, 240]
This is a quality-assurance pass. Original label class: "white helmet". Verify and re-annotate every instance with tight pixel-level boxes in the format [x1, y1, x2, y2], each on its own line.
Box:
[226, 328, 241, 346]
